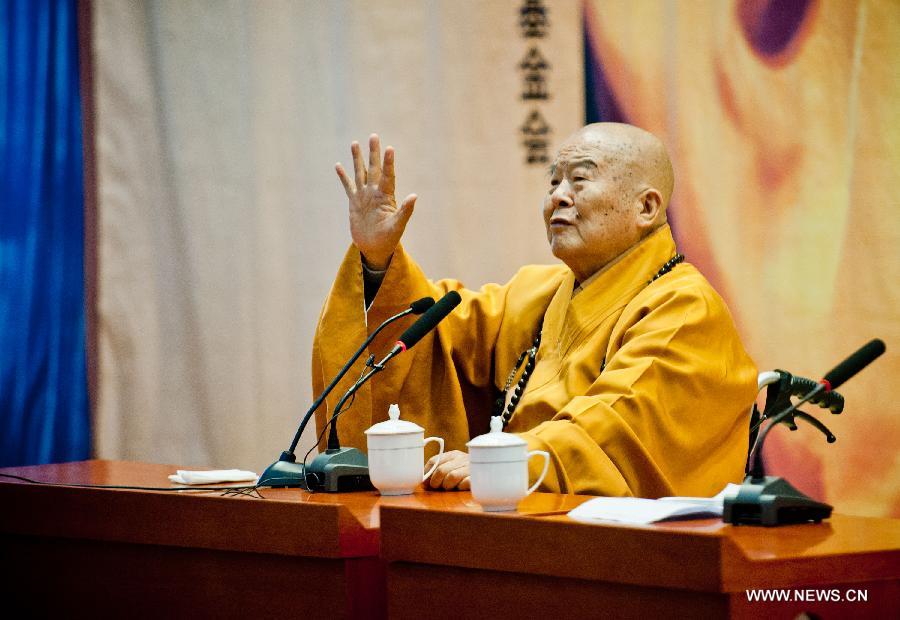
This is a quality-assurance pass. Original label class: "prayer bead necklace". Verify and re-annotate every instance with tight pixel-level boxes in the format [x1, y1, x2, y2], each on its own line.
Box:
[494, 253, 685, 429]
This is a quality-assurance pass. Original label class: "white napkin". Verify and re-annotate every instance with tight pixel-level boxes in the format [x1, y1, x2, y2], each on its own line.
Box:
[168, 469, 258, 485]
[567, 483, 741, 525]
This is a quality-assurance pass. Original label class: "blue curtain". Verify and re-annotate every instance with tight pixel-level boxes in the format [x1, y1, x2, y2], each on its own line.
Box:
[0, 0, 89, 466]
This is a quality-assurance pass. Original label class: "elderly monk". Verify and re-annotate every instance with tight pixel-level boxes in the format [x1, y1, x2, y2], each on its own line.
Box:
[315, 123, 757, 497]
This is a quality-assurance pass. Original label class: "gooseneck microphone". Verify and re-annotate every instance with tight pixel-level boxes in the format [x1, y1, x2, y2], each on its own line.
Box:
[299, 291, 462, 492]
[287, 296, 434, 454]
[750, 338, 886, 480]
[257, 296, 434, 488]
[725, 339, 886, 526]
[325, 290, 463, 451]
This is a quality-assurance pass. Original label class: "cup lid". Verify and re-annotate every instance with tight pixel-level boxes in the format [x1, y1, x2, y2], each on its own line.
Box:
[466, 416, 526, 448]
[365, 404, 424, 435]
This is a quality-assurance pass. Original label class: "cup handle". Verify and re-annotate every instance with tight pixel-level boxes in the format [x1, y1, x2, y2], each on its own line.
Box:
[525, 450, 550, 496]
[422, 436, 445, 481]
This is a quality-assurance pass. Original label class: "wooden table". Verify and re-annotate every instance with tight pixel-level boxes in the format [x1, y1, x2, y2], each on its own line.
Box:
[5, 461, 899, 618]
[0, 460, 393, 618]
[0, 460, 585, 618]
[379, 501, 900, 619]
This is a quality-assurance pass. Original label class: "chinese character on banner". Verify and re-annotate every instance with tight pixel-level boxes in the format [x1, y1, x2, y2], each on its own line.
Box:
[519, 0, 549, 38]
[519, 47, 551, 100]
[518, 0, 552, 166]
[520, 110, 551, 164]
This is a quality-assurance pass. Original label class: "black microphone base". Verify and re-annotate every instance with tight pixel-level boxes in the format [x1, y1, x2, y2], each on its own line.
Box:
[257, 456, 309, 488]
[723, 475, 833, 526]
[303, 447, 374, 493]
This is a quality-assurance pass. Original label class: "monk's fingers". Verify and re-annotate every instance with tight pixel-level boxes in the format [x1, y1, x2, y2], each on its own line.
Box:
[367, 134, 382, 186]
[457, 476, 471, 491]
[426, 451, 470, 490]
[426, 449, 466, 469]
[335, 163, 354, 198]
[425, 450, 465, 488]
[427, 459, 463, 489]
[379, 146, 396, 195]
[351, 141, 367, 188]
[439, 463, 470, 490]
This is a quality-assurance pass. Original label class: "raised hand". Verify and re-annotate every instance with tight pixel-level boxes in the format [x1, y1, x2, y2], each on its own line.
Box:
[335, 134, 417, 270]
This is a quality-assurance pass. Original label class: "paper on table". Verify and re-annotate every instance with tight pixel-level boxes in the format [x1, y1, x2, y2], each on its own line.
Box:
[567, 483, 742, 525]
[168, 469, 259, 485]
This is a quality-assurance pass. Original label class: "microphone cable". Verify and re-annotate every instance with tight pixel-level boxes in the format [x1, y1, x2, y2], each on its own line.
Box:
[297, 358, 373, 493]
[0, 473, 267, 498]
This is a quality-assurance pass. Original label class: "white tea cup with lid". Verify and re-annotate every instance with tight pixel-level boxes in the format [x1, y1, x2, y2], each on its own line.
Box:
[466, 416, 550, 511]
[365, 404, 445, 496]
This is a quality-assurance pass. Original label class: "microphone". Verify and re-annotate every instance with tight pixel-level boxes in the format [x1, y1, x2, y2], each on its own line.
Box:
[408, 296, 436, 314]
[380, 290, 463, 365]
[726, 339, 887, 526]
[820, 338, 886, 391]
[257, 296, 434, 488]
[323, 290, 463, 453]
[308, 290, 463, 491]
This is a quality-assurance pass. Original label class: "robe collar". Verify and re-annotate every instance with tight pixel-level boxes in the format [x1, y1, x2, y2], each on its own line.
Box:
[540, 224, 678, 355]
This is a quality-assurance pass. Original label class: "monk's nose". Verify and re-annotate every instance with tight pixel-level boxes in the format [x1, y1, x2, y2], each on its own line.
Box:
[551, 180, 574, 208]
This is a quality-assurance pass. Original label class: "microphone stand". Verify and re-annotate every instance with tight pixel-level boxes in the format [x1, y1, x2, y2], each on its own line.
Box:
[724, 384, 833, 526]
[303, 354, 393, 492]
[257, 307, 417, 488]
[726, 339, 885, 526]
[746, 370, 841, 473]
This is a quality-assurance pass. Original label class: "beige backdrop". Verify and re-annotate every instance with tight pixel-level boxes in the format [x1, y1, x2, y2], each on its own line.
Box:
[92, 0, 584, 471]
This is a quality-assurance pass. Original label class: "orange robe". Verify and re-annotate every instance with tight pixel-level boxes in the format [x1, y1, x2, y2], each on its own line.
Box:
[312, 225, 757, 497]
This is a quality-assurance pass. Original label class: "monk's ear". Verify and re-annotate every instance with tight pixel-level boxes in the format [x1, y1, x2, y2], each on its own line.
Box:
[636, 188, 662, 230]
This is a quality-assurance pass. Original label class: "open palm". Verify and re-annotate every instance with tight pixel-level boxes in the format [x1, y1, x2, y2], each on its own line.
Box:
[335, 134, 417, 270]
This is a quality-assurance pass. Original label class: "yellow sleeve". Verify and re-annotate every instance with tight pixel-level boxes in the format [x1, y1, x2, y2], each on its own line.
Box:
[312, 244, 564, 452]
[519, 281, 758, 499]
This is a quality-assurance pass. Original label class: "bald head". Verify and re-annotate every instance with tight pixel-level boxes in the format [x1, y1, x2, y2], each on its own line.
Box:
[544, 123, 676, 280]
[563, 123, 674, 225]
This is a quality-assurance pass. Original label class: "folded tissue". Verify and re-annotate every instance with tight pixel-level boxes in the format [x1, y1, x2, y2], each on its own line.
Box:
[168, 469, 259, 485]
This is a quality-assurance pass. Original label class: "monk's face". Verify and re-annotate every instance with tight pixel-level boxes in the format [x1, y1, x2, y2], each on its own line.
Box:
[543, 130, 645, 281]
